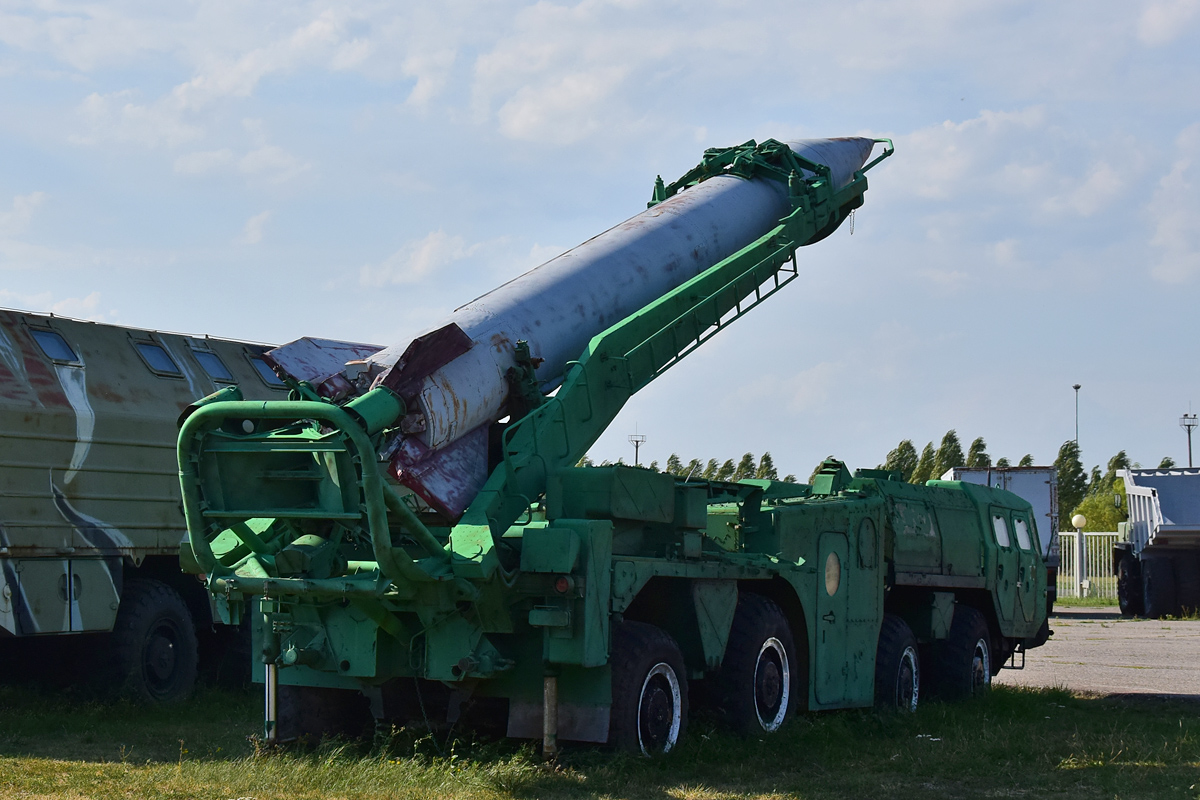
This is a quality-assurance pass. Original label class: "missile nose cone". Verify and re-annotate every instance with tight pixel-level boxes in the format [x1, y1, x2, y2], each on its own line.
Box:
[787, 138, 878, 190]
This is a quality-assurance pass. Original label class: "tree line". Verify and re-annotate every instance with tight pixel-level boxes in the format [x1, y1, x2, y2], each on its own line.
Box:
[578, 451, 798, 483]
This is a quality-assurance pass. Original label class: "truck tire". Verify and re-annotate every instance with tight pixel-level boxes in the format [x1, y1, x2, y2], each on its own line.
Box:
[924, 606, 990, 700]
[874, 614, 919, 712]
[1116, 553, 1143, 617]
[1173, 553, 1200, 614]
[1141, 556, 1178, 618]
[716, 594, 796, 735]
[609, 621, 688, 756]
[276, 685, 371, 745]
[109, 579, 198, 703]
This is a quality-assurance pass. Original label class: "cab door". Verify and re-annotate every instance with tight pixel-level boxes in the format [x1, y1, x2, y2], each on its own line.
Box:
[814, 532, 849, 705]
[1011, 514, 1041, 626]
[989, 510, 1019, 624]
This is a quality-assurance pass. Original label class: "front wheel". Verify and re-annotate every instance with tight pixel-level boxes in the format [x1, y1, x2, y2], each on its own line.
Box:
[716, 594, 797, 735]
[109, 579, 198, 703]
[1116, 553, 1143, 617]
[874, 614, 919, 712]
[609, 621, 688, 756]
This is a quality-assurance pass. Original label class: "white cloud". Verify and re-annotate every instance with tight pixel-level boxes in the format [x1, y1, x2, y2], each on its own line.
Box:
[1148, 123, 1200, 283]
[174, 148, 234, 174]
[1042, 162, 1125, 217]
[1137, 0, 1200, 45]
[238, 146, 310, 183]
[0, 289, 108, 320]
[0, 192, 47, 236]
[360, 230, 480, 287]
[238, 211, 271, 245]
[75, 90, 201, 148]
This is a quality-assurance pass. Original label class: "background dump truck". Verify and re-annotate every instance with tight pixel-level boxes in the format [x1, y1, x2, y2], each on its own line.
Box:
[943, 466, 1059, 614]
[0, 308, 287, 701]
[178, 137, 1049, 755]
[1115, 467, 1200, 617]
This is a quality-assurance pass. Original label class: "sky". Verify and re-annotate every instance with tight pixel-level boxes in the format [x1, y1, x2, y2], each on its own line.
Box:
[1, 0, 1198, 480]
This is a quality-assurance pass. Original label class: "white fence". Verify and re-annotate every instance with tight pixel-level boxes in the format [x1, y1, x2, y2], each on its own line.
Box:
[1056, 531, 1119, 599]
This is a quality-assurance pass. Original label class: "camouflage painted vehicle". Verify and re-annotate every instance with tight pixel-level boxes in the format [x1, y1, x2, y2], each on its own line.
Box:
[0, 308, 287, 700]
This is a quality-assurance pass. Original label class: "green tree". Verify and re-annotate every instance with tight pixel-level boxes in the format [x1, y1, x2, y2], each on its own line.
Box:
[782, 474, 798, 483]
[733, 452, 756, 481]
[932, 430, 964, 479]
[684, 458, 703, 479]
[1073, 479, 1128, 531]
[648, 459, 659, 471]
[755, 452, 778, 480]
[665, 453, 683, 475]
[715, 459, 736, 481]
[910, 442, 936, 484]
[1054, 440, 1088, 529]
[883, 439, 919, 482]
[995, 456, 1011, 468]
[576, 455, 594, 467]
[966, 437, 990, 468]
[1018, 454, 1034, 467]
[1100, 450, 1131, 491]
[1159, 456, 1177, 469]
[701, 459, 719, 480]
[1086, 465, 1101, 493]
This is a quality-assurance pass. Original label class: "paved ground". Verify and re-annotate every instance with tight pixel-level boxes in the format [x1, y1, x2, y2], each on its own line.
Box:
[994, 606, 1200, 699]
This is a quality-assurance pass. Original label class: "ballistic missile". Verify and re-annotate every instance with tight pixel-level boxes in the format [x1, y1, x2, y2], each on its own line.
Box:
[266, 137, 879, 519]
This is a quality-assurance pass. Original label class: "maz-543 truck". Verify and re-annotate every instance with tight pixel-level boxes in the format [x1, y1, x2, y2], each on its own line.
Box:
[178, 137, 1050, 755]
[0, 308, 287, 700]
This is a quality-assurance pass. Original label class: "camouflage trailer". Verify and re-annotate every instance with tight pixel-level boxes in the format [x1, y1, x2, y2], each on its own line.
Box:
[0, 308, 287, 701]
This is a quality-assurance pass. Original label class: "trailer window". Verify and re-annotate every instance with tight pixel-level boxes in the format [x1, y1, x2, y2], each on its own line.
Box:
[991, 515, 1011, 548]
[249, 356, 286, 387]
[193, 350, 234, 382]
[134, 342, 182, 376]
[1013, 517, 1032, 550]
[31, 330, 79, 363]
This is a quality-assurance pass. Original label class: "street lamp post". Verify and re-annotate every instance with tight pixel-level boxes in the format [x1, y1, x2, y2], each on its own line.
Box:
[628, 433, 647, 466]
[1073, 384, 1081, 446]
[1072, 513, 1087, 598]
[1182, 412, 1198, 468]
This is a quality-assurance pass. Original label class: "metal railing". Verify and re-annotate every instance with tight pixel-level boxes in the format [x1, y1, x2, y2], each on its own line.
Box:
[1056, 531, 1120, 599]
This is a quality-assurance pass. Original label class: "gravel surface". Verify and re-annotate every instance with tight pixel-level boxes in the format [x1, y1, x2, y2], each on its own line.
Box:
[993, 606, 1200, 699]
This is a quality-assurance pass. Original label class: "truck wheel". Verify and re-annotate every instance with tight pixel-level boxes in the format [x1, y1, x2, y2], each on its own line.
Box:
[874, 614, 919, 712]
[1172, 553, 1200, 615]
[109, 579, 198, 703]
[1116, 554, 1143, 617]
[924, 606, 990, 700]
[1141, 556, 1178, 618]
[716, 594, 796, 735]
[609, 621, 688, 756]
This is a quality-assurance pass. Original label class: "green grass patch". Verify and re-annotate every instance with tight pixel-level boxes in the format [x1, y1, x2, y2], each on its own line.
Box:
[1055, 596, 1120, 608]
[0, 684, 1197, 799]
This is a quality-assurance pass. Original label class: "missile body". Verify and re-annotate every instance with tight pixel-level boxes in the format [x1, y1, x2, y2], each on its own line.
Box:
[270, 138, 878, 518]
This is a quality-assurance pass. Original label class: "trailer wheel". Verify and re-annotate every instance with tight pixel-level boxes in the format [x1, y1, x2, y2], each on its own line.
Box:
[874, 614, 919, 712]
[1141, 556, 1177, 618]
[1173, 553, 1200, 615]
[609, 621, 688, 756]
[924, 606, 990, 700]
[109, 579, 198, 703]
[1116, 554, 1143, 617]
[716, 594, 796, 735]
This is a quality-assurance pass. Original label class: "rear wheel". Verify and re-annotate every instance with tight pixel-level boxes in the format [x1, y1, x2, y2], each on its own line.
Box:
[924, 606, 990, 700]
[609, 621, 688, 756]
[716, 594, 796, 735]
[109, 579, 198, 703]
[1172, 553, 1200, 615]
[1116, 553, 1143, 617]
[874, 614, 919, 712]
[1142, 556, 1178, 618]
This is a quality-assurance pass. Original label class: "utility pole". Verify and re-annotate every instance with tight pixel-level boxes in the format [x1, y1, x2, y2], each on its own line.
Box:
[1073, 384, 1081, 446]
[1182, 412, 1198, 468]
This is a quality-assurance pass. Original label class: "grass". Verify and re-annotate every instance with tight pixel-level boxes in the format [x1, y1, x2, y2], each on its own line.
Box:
[1056, 596, 1120, 608]
[0, 684, 1198, 799]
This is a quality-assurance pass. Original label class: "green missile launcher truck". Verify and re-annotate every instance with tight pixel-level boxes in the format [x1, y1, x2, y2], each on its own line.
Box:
[0, 308, 287, 700]
[178, 138, 1050, 754]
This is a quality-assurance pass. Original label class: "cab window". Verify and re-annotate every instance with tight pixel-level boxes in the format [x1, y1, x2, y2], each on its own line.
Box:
[134, 342, 182, 376]
[991, 514, 1011, 548]
[192, 350, 234, 382]
[31, 330, 79, 363]
[1013, 516, 1032, 550]
[249, 356, 286, 387]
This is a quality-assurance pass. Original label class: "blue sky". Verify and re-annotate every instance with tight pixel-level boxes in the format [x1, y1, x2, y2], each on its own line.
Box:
[1, 0, 1198, 479]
